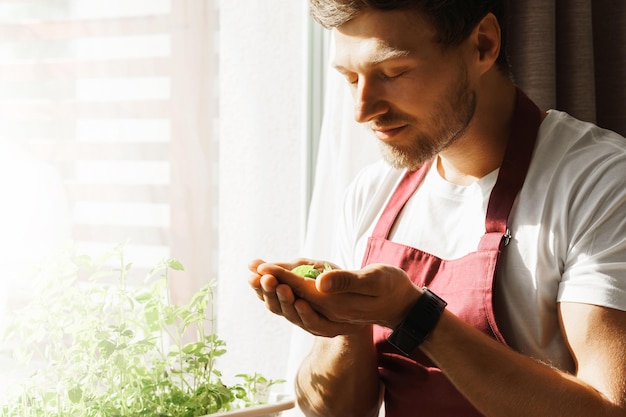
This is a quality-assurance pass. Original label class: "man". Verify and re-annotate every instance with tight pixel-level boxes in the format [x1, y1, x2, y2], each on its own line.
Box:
[249, 1, 626, 416]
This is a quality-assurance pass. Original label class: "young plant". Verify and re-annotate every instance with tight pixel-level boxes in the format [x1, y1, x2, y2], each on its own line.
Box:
[0, 244, 282, 417]
[291, 262, 332, 279]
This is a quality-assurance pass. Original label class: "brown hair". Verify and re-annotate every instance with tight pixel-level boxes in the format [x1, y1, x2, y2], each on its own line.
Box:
[310, 0, 509, 72]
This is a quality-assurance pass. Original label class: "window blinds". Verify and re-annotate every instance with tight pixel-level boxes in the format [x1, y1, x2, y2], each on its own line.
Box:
[0, 0, 217, 301]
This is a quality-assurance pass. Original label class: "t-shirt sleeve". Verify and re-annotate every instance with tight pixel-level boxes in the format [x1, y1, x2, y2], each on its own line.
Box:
[557, 135, 626, 311]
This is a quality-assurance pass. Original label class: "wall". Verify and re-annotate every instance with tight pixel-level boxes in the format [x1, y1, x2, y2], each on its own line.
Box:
[216, 0, 309, 395]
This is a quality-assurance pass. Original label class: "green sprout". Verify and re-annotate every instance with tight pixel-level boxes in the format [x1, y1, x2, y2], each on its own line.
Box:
[291, 262, 332, 279]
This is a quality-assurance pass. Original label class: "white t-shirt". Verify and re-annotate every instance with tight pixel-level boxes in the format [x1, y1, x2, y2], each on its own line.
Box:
[333, 110, 626, 372]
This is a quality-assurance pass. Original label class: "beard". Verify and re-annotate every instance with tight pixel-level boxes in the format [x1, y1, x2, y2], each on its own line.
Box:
[376, 64, 476, 171]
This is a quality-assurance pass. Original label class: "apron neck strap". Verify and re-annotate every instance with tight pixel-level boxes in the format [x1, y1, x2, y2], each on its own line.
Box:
[483, 87, 543, 235]
[370, 87, 543, 243]
[372, 159, 433, 238]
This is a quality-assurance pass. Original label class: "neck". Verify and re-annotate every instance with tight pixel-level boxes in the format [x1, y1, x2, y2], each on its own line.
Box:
[437, 79, 518, 186]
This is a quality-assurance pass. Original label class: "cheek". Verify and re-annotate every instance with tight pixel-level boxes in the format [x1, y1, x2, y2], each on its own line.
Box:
[388, 77, 447, 112]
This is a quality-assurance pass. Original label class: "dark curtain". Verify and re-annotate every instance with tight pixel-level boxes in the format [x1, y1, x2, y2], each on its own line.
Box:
[507, 0, 626, 136]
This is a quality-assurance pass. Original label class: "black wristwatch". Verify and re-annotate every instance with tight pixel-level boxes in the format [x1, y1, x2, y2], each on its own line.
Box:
[387, 287, 447, 356]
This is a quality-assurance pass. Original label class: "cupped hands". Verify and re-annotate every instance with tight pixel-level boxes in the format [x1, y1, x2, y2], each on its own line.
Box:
[248, 259, 422, 337]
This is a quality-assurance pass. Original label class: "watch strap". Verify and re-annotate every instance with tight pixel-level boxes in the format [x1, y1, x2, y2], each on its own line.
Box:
[387, 287, 447, 355]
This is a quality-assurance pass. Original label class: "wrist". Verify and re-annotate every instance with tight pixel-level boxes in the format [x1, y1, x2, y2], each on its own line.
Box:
[387, 287, 447, 355]
[314, 325, 373, 348]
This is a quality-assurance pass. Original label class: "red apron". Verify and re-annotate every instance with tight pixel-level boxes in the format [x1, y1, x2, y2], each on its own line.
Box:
[361, 88, 542, 416]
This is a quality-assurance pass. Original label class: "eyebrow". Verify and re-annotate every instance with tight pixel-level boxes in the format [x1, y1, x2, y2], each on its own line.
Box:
[370, 43, 411, 65]
[332, 42, 411, 72]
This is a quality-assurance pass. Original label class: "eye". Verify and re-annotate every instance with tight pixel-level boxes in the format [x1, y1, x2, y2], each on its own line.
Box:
[379, 70, 405, 81]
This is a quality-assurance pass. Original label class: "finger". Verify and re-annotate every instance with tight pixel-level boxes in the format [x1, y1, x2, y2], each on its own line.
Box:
[293, 299, 363, 338]
[248, 259, 266, 301]
[276, 284, 304, 326]
[248, 258, 266, 273]
[317, 264, 403, 296]
[247, 273, 264, 301]
[315, 269, 375, 295]
[257, 262, 318, 298]
[259, 274, 284, 315]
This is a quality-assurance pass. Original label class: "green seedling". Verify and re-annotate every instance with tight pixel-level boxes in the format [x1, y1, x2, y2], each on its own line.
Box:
[291, 265, 321, 278]
[291, 262, 332, 279]
[0, 244, 283, 417]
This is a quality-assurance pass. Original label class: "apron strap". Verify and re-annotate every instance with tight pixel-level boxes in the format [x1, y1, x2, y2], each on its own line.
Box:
[479, 88, 543, 250]
[485, 88, 543, 233]
[371, 87, 543, 248]
[370, 160, 433, 239]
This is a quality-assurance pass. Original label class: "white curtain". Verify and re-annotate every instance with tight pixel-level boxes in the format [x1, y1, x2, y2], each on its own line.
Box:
[284, 36, 381, 416]
[302, 38, 381, 260]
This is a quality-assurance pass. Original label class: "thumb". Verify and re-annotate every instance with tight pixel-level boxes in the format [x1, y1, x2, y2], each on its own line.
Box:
[316, 269, 368, 294]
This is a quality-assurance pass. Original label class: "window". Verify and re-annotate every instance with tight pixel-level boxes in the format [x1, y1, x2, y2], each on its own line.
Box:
[0, 0, 311, 399]
[0, 0, 218, 311]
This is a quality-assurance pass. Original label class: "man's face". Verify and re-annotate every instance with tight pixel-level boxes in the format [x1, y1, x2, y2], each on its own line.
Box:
[333, 9, 477, 170]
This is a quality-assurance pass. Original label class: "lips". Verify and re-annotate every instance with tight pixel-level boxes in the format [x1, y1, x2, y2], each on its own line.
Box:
[373, 125, 407, 141]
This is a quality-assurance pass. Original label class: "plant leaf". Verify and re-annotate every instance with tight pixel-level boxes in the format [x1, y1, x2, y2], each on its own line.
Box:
[68, 386, 83, 403]
[161, 258, 185, 271]
[98, 339, 116, 358]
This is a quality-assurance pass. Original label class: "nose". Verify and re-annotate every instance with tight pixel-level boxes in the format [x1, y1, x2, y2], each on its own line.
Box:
[353, 78, 388, 123]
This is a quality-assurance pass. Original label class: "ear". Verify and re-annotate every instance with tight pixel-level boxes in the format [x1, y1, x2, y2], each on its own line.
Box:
[473, 12, 501, 74]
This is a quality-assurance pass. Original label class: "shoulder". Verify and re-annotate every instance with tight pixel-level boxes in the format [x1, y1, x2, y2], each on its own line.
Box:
[339, 159, 406, 248]
[525, 111, 626, 306]
[343, 159, 405, 216]
[513, 110, 626, 265]
[527, 110, 626, 197]
[535, 110, 626, 164]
